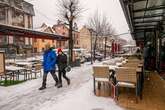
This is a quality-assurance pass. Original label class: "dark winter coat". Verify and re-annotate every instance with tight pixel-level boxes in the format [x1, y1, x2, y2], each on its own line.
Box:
[43, 49, 57, 72]
[56, 53, 67, 71]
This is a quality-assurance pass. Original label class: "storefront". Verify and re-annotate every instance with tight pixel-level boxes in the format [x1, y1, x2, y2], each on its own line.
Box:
[120, 0, 165, 71]
[0, 23, 68, 56]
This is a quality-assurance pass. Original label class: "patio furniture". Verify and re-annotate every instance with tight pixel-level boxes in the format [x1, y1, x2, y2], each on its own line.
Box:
[93, 66, 115, 97]
[24, 65, 33, 80]
[6, 66, 27, 81]
[32, 64, 42, 78]
[115, 68, 139, 103]
[15, 61, 33, 67]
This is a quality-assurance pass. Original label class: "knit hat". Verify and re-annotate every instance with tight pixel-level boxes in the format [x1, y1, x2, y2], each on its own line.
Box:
[57, 48, 62, 53]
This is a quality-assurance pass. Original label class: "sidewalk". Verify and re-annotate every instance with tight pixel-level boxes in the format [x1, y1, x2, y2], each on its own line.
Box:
[0, 63, 123, 110]
[97, 71, 165, 110]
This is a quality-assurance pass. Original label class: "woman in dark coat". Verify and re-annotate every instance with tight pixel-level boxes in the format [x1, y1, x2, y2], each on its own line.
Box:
[56, 48, 70, 88]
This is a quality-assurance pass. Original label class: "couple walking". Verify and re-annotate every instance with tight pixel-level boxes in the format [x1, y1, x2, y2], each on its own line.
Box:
[39, 47, 70, 90]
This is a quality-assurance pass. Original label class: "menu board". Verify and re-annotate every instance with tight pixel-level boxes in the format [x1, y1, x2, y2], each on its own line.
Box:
[0, 52, 5, 75]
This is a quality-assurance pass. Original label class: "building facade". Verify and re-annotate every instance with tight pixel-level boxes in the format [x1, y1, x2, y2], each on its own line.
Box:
[0, 0, 35, 54]
[52, 23, 69, 48]
[79, 26, 91, 52]
[52, 22, 80, 49]
[33, 23, 56, 53]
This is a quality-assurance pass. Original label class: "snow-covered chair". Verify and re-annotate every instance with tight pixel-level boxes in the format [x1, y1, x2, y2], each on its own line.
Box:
[92, 65, 115, 97]
[115, 68, 138, 103]
[32, 64, 42, 78]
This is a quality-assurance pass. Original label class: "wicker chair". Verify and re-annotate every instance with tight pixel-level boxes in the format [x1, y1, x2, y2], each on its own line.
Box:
[32, 64, 42, 78]
[93, 66, 115, 97]
[115, 68, 139, 103]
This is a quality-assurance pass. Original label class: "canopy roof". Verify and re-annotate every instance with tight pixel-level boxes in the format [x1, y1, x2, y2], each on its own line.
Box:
[122, 44, 136, 48]
[120, 0, 165, 41]
[0, 24, 68, 41]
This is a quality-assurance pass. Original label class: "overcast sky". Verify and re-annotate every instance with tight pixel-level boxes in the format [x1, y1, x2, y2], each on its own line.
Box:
[25, 0, 134, 42]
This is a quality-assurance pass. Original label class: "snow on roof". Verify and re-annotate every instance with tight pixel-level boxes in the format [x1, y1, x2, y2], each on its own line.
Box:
[34, 23, 56, 34]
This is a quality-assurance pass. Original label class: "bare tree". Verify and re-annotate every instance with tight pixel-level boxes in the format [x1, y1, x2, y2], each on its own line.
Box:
[88, 11, 115, 60]
[57, 0, 83, 65]
[103, 23, 116, 58]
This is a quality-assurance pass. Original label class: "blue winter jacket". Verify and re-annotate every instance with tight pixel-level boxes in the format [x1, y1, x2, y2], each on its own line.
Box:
[43, 49, 57, 72]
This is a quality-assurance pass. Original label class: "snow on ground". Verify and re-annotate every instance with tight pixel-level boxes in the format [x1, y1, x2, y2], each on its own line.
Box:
[0, 62, 124, 110]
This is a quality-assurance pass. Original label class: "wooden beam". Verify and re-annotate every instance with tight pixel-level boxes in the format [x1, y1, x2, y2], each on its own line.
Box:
[135, 25, 156, 27]
[134, 13, 164, 19]
[133, 5, 165, 12]
[134, 19, 164, 23]
[133, 0, 146, 3]
[134, 27, 156, 31]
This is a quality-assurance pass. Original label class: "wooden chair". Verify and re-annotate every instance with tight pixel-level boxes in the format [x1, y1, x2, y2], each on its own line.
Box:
[122, 62, 139, 68]
[24, 65, 33, 80]
[115, 68, 139, 103]
[32, 64, 42, 78]
[93, 66, 115, 97]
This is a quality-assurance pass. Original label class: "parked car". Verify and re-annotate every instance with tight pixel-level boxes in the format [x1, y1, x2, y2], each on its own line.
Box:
[84, 53, 91, 62]
[95, 53, 104, 61]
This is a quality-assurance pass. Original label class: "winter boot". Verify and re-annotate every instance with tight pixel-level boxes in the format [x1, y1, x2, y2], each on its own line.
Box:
[57, 83, 62, 88]
[39, 86, 46, 90]
[39, 74, 47, 90]
[55, 82, 58, 87]
[67, 79, 70, 85]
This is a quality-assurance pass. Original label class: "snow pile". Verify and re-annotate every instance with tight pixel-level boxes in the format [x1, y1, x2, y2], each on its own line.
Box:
[39, 81, 124, 110]
[0, 62, 124, 110]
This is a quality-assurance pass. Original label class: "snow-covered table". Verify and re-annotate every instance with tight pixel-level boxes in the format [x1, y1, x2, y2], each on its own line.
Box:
[6, 65, 27, 81]
[15, 62, 33, 67]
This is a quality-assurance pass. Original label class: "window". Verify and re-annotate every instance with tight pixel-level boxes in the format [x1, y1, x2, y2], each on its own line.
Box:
[62, 32, 65, 35]
[15, 0, 23, 9]
[28, 16, 32, 28]
[42, 48, 45, 52]
[12, 10, 24, 27]
[34, 48, 37, 53]
[34, 38, 37, 42]
[0, 8, 6, 23]
[0, 35, 6, 43]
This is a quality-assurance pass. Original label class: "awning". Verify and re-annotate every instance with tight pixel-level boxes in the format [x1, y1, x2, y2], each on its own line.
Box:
[122, 44, 136, 48]
[120, 0, 165, 41]
[0, 24, 69, 41]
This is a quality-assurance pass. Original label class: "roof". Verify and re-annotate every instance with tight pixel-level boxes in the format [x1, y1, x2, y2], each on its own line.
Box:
[35, 23, 56, 34]
[119, 0, 165, 41]
[0, 23, 68, 41]
[0, 0, 35, 16]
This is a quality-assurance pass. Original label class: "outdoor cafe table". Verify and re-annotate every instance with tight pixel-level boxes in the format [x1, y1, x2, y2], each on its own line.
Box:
[15, 62, 33, 67]
[6, 65, 27, 82]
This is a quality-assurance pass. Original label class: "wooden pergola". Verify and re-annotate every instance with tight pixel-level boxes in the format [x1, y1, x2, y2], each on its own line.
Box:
[120, 0, 165, 41]
[0, 23, 68, 41]
[119, 0, 165, 71]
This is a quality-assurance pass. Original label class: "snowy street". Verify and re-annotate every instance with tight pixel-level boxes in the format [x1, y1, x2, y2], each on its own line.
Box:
[0, 63, 123, 110]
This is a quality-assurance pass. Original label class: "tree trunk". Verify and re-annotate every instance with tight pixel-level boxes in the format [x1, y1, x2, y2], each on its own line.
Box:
[68, 21, 73, 66]
[93, 35, 98, 61]
[104, 37, 107, 59]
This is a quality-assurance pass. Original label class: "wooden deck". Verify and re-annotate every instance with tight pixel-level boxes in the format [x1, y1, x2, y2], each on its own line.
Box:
[95, 72, 165, 110]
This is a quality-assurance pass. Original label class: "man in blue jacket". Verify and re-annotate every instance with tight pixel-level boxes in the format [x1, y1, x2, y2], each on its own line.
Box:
[39, 46, 58, 90]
